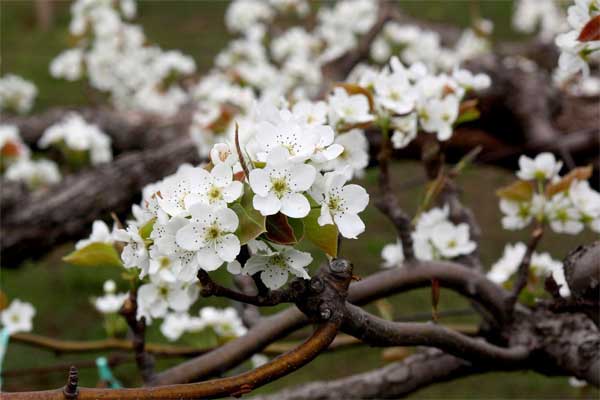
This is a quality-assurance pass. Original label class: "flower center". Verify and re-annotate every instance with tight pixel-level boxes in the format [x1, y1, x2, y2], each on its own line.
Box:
[208, 186, 222, 202]
[206, 225, 221, 240]
[328, 195, 343, 212]
[160, 257, 171, 269]
[271, 178, 288, 198]
[270, 254, 288, 269]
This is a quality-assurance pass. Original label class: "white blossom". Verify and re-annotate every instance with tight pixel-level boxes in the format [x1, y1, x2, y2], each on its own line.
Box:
[381, 239, 404, 268]
[50, 49, 84, 81]
[311, 171, 369, 239]
[1, 299, 35, 335]
[516, 153, 563, 181]
[0, 74, 37, 114]
[199, 306, 247, 337]
[93, 280, 128, 314]
[243, 246, 312, 290]
[175, 203, 240, 271]
[137, 277, 199, 322]
[76, 220, 114, 249]
[249, 146, 316, 218]
[412, 206, 476, 260]
[38, 113, 112, 165]
[5, 158, 61, 189]
[324, 129, 369, 179]
[114, 225, 150, 275]
[328, 88, 374, 127]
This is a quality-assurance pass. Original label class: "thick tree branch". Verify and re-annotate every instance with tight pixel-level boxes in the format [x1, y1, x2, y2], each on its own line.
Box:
[251, 349, 485, 400]
[2, 322, 340, 400]
[341, 303, 529, 365]
[1, 137, 200, 266]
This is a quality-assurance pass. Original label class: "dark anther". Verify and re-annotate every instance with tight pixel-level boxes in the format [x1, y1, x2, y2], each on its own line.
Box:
[310, 277, 325, 293]
[63, 365, 79, 399]
[320, 307, 332, 320]
[330, 258, 351, 273]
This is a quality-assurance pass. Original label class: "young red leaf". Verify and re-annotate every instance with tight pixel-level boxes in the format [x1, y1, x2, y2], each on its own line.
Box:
[265, 213, 298, 245]
[578, 15, 600, 42]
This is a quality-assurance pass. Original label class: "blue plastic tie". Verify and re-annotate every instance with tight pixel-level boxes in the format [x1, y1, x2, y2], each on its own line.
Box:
[0, 328, 10, 389]
[96, 356, 122, 388]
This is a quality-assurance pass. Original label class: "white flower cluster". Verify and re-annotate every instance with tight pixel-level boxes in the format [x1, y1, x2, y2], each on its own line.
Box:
[499, 153, 600, 234]
[189, 0, 382, 155]
[512, 0, 566, 41]
[0, 299, 35, 335]
[370, 21, 492, 72]
[38, 113, 113, 165]
[317, 0, 379, 63]
[0, 74, 37, 114]
[487, 242, 570, 298]
[347, 57, 490, 144]
[92, 280, 128, 314]
[1, 125, 61, 189]
[74, 97, 370, 322]
[160, 306, 246, 342]
[381, 205, 477, 267]
[554, 0, 600, 84]
[50, 0, 196, 116]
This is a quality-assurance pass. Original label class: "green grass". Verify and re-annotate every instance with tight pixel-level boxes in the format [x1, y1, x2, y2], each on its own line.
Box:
[1, 1, 598, 398]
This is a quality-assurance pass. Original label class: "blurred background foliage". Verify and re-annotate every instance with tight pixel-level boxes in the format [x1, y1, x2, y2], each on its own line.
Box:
[1, 1, 598, 398]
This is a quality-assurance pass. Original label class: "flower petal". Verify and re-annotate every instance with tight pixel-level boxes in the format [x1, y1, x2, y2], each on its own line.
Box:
[249, 168, 272, 197]
[253, 193, 281, 216]
[281, 192, 310, 218]
[223, 181, 243, 203]
[334, 212, 365, 239]
[341, 184, 369, 213]
[175, 223, 205, 251]
[216, 234, 241, 262]
[196, 247, 224, 271]
[260, 266, 288, 290]
[211, 163, 233, 188]
[288, 163, 316, 192]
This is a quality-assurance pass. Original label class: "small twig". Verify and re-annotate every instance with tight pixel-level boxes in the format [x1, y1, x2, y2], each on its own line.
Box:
[375, 123, 415, 262]
[506, 224, 544, 312]
[197, 270, 304, 306]
[119, 291, 156, 384]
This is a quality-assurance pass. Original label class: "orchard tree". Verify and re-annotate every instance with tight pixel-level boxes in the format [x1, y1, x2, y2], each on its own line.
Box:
[1, 0, 599, 398]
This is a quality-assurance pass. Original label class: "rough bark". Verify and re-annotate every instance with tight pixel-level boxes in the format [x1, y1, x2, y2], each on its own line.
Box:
[1, 137, 200, 267]
[1, 106, 193, 154]
[250, 350, 481, 400]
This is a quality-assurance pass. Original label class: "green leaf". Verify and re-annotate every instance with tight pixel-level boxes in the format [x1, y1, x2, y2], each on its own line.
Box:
[304, 208, 338, 257]
[231, 185, 266, 245]
[265, 213, 297, 245]
[139, 218, 156, 240]
[455, 99, 481, 125]
[63, 243, 123, 268]
[288, 218, 305, 242]
[454, 108, 480, 125]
